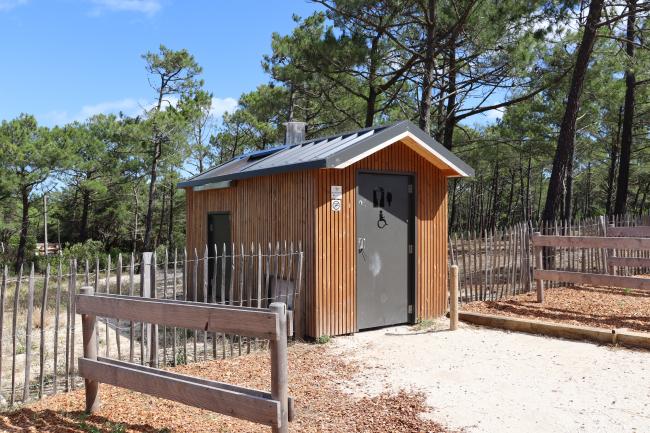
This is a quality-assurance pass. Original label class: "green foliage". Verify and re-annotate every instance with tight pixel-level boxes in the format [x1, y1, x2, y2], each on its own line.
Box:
[63, 240, 105, 264]
[317, 335, 331, 344]
[0, 3, 648, 261]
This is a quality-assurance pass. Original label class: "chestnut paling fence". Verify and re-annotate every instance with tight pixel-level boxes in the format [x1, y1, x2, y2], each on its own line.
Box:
[2, 213, 650, 407]
[0, 242, 303, 406]
[448, 214, 650, 304]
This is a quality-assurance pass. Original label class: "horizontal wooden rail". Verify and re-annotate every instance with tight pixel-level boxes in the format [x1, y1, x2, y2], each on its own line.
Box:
[607, 256, 650, 268]
[78, 286, 292, 433]
[90, 357, 296, 421]
[533, 269, 650, 291]
[607, 226, 650, 237]
[76, 294, 279, 339]
[531, 234, 650, 250]
[79, 357, 281, 426]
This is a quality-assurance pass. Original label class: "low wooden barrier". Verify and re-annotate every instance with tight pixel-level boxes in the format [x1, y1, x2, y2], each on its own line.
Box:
[77, 286, 293, 433]
[532, 232, 650, 301]
[459, 311, 650, 350]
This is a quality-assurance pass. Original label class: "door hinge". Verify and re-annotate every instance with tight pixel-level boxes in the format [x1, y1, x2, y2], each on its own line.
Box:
[408, 305, 413, 314]
[408, 244, 414, 254]
[408, 184, 414, 194]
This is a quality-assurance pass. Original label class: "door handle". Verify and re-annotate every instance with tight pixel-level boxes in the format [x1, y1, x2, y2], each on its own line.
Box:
[357, 237, 366, 253]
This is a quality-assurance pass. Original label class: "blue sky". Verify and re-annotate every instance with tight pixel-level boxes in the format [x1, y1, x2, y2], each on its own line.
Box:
[0, 0, 501, 128]
[0, 0, 322, 126]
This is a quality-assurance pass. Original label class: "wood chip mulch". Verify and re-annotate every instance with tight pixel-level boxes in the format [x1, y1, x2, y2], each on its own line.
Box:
[0, 343, 450, 433]
[463, 285, 650, 333]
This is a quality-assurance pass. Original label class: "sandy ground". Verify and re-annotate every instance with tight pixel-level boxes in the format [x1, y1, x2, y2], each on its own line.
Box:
[330, 319, 650, 433]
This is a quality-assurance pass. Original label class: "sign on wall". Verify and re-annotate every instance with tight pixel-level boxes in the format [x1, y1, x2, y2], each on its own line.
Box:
[331, 185, 342, 212]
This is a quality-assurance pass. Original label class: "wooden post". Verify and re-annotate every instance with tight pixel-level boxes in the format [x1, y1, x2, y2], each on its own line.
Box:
[534, 232, 544, 303]
[43, 195, 48, 258]
[80, 286, 100, 413]
[269, 303, 288, 433]
[450, 265, 459, 331]
[140, 252, 152, 365]
[607, 223, 617, 275]
[150, 252, 159, 368]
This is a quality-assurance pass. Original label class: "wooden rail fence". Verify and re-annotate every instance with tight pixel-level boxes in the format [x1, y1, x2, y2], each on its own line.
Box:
[0, 241, 303, 407]
[532, 226, 650, 301]
[78, 286, 294, 432]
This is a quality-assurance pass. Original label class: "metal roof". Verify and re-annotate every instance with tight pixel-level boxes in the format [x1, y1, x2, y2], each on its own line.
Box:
[178, 120, 474, 188]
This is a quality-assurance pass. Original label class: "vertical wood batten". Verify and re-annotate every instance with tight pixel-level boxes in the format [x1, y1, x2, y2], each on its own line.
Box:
[185, 140, 450, 338]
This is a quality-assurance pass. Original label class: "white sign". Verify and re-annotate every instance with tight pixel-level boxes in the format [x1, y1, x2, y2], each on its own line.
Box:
[331, 199, 342, 212]
[331, 185, 342, 200]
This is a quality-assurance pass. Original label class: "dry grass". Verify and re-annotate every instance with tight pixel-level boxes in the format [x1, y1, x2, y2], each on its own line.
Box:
[463, 284, 650, 332]
[0, 342, 451, 432]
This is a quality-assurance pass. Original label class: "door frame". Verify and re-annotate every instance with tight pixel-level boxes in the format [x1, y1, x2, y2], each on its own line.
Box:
[354, 170, 416, 332]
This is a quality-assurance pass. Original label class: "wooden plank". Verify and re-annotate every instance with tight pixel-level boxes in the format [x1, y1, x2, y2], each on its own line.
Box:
[221, 243, 227, 359]
[80, 286, 99, 413]
[449, 265, 458, 331]
[172, 249, 178, 366]
[69, 260, 77, 390]
[532, 234, 650, 250]
[192, 249, 198, 362]
[607, 226, 650, 238]
[128, 253, 135, 363]
[608, 256, 650, 268]
[212, 244, 218, 359]
[104, 255, 110, 358]
[53, 260, 62, 394]
[23, 264, 35, 401]
[94, 356, 295, 413]
[150, 252, 159, 368]
[76, 295, 280, 339]
[38, 264, 50, 398]
[534, 269, 650, 290]
[78, 357, 281, 427]
[115, 254, 122, 361]
[269, 303, 288, 433]
[10, 264, 22, 405]
[0, 266, 6, 401]
[459, 311, 616, 345]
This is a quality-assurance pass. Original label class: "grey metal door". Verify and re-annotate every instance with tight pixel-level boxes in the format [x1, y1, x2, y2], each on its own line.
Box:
[356, 173, 412, 330]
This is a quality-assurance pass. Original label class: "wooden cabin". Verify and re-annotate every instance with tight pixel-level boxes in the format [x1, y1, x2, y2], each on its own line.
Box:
[179, 120, 473, 338]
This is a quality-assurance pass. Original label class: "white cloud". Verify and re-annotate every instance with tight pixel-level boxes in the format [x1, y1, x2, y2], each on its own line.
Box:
[41, 97, 147, 126]
[210, 97, 238, 118]
[90, 0, 161, 15]
[0, 0, 27, 11]
[484, 109, 504, 121]
[40, 96, 238, 126]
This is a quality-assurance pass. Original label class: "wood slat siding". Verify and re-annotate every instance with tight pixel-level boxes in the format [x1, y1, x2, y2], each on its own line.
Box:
[314, 141, 448, 337]
[185, 140, 449, 338]
[185, 170, 316, 334]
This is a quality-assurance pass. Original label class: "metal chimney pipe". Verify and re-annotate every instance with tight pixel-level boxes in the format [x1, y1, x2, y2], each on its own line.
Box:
[283, 121, 306, 145]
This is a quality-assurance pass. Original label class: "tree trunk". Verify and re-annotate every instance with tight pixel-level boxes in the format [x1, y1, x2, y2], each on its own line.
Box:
[79, 188, 91, 242]
[167, 184, 175, 251]
[449, 179, 458, 231]
[365, 87, 377, 127]
[541, 0, 604, 222]
[606, 106, 623, 215]
[562, 149, 574, 222]
[155, 187, 167, 248]
[16, 187, 30, 272]
[442, 36, 457, 150]
[614, 0, 636, 216]
[419, 0, 437, 133]
[143, 140, 160, 251]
